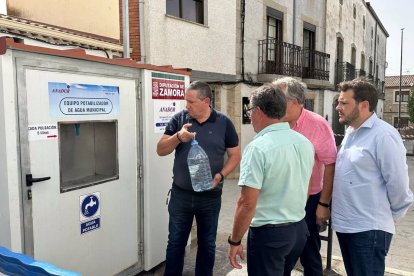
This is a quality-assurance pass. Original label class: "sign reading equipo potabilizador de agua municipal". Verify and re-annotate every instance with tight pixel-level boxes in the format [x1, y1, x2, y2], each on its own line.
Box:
[48, 82, 119, 117]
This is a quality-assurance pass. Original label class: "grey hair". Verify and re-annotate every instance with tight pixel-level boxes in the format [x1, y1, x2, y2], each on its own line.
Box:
[250, 84, 287, 119]
[186, 81, 212, 100]
[272, 77, 306, 105]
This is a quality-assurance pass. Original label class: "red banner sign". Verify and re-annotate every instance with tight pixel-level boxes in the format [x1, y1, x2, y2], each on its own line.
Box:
[152, 78, 185, 99]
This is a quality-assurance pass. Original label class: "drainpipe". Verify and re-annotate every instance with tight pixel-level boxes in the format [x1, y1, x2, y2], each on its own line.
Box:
[292, 0, 296, 44]
[139, 0, 146, 63]
[373, 21, 378, 77]
[123, 0, 130, 58]
[241, 0, 245, 81]
[323, 0, 327, 52]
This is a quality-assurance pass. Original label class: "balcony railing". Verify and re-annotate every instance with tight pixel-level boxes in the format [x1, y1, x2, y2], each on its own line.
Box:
[355, 69, 366, 78]
[335, 65, 385, 93]
[302, 49, 330, 81]
[258, 39, 303, 77]
[258, 39, 331, 80]
[335, 62, 356, 85]
[375, 79, 385, 94]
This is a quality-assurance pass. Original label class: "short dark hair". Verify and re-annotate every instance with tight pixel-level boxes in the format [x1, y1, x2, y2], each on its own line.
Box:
[186, 81, 212, 100]
[250, 84, 287, 119]
[338, 77, 378, 112]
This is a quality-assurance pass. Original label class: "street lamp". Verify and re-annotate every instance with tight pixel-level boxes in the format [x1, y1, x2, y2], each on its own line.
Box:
[398, 28, 404, 130]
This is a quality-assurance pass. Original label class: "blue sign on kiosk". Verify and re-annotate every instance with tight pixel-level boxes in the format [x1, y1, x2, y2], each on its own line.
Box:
[81, 195, 99, 217]
[80, 192, 101, 234]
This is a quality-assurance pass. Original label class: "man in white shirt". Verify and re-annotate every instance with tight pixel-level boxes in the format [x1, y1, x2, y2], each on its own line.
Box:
[332, 78, 413, 275]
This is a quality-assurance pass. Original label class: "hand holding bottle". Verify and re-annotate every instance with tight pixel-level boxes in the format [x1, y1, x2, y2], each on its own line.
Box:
[177, 123, 196, 143]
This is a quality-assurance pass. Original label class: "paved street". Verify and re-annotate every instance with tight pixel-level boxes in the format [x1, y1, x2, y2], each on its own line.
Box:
[140, 156, 414, 275]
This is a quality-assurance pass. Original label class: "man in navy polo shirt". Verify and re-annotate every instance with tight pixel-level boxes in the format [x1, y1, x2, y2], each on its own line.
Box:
[157, 81, 241, 276]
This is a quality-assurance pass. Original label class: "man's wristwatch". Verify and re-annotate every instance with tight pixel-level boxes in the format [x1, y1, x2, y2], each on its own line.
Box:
[218, 172, 224, 183]
[228, 235, 241, 246]
[318, 201, 330, 208]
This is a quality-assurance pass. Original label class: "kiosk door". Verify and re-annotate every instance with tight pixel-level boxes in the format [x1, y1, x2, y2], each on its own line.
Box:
[19, 68, 140, 276]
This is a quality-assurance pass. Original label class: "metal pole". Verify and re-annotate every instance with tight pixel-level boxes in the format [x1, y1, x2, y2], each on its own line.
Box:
[123, 0, 130, 58]
[139, 0, 146, 63]
[398, 28, 404, 129]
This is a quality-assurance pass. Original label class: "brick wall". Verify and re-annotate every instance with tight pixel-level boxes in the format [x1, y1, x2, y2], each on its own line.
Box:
[119, 0, 141, 61]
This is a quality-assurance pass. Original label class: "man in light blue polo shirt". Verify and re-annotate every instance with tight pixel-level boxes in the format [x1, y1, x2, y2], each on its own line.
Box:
[333, 78, 414, 275]
[227, 84, 314, 275]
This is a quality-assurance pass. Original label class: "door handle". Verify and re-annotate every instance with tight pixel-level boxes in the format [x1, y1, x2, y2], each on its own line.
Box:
[26, 174, 51, 187]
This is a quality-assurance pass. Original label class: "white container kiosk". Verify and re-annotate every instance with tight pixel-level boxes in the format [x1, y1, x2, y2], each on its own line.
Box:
[0, 37, 190, 275]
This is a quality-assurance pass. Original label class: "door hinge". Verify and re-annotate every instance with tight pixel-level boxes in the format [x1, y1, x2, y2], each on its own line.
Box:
[138, 242, 144, 256]
[138, 164, 142, 178]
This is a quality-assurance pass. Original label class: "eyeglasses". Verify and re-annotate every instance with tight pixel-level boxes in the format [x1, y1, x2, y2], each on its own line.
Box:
[246, 106, 255, 118]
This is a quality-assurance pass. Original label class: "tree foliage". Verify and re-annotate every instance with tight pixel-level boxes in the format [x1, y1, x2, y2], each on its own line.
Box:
[408, 88, 414, 123]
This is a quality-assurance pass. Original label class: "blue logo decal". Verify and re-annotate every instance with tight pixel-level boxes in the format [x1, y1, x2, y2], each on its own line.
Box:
[81, 195, 99, 218]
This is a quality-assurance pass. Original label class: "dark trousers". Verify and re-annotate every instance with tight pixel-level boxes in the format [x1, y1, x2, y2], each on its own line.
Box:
[300, 193, 323, 276]
[164, 187, 221, 276]
[247, 219, 309, 276]
[337, 230, 393, 276]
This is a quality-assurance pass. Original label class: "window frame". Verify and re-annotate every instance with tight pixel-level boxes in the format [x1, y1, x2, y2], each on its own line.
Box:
[394, 90, 410, 104]
[166, 0, 205, 25]
[265, 7, 283, 62]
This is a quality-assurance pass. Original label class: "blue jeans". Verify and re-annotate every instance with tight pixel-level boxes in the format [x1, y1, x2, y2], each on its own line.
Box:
[164, 186, 221, 276]
[337, 230, 393, 276]
[300, 193, 323, 276]
[247, 219, 309, 276]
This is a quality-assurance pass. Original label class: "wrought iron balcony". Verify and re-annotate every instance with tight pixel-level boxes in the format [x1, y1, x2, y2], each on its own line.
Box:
[336, 67, 384, 94]
[302, 49, 330, 81]
[355, 69, 366, 78]
[258, 39, 303, 77]
[374, 79, 385, 94]
[335, 62, 356, 85]
[365, 75, 384, 93]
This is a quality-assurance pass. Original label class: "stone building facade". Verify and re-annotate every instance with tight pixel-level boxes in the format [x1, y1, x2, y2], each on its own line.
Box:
[230, 0, 331, 153]
[384, 75, 414, 128]
[325, 0, 388, 138]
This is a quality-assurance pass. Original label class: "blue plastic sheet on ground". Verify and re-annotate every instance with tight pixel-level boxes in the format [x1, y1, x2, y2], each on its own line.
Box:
[0, 246, 81, 276]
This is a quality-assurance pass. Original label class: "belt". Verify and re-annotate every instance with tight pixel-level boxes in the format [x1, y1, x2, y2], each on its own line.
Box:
[254, 221, 298, 228]
[172, 182, 222, 197]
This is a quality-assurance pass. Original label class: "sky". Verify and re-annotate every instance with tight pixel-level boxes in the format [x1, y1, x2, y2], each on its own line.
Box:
[368, 0, 413, 76]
